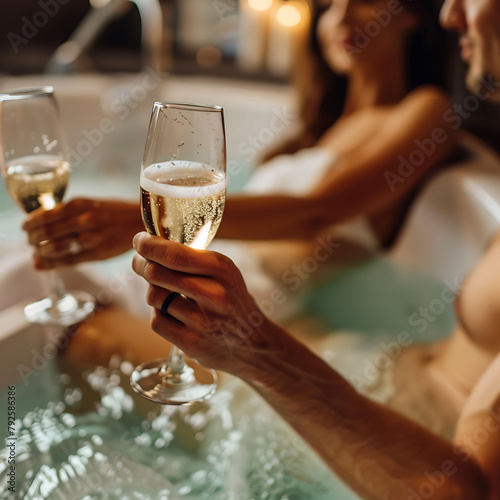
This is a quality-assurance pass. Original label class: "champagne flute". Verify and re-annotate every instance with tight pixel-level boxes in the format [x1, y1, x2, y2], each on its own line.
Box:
[0, 86, 95, 326]
[130, 102, 226, 405]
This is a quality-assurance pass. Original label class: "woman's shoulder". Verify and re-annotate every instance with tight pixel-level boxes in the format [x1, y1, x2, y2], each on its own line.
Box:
[383, 85, 453, 134]
[397, 85, 451, 115]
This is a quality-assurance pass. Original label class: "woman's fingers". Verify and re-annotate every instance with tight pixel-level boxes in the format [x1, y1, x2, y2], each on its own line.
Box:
[133, 232, 231, 279]
[36, 232, 97, 259]
[22, 204, 69, 232]
[23, 199, 92, 232]
[27, 212, 97, 246]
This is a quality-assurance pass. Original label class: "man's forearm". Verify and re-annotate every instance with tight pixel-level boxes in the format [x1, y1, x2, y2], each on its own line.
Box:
[243, 322, 488, 499]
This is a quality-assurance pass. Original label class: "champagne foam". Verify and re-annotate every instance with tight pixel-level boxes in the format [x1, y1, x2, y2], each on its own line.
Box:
[141, 161, 225, 199]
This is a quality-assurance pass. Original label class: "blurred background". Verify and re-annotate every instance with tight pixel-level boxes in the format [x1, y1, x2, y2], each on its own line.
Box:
[0, 0, 312, 80]
[1, 0, 498, 146]
[0, 0, 498, 205]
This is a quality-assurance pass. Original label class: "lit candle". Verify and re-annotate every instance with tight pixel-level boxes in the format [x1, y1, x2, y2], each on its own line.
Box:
[267, 0, 310, 77]
[237, 0, 274, 72]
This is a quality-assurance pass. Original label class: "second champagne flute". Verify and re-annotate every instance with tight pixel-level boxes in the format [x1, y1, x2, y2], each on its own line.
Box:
[0, 86, 95, 326]
[130, 102, 226, 405]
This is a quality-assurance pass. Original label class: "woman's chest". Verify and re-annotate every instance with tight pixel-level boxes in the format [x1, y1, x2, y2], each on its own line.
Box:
[317, 108, 393, 156]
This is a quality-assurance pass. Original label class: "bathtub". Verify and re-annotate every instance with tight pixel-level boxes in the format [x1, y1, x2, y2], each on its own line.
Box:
[0, 70, 299, 374]
[1, 73, 500, 500]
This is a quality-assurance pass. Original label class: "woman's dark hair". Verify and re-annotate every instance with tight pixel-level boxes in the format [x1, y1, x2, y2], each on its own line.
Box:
[262, 0, 447, 161]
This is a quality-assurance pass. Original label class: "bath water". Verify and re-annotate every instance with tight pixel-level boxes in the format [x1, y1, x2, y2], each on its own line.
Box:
[0, 256, 456, 499]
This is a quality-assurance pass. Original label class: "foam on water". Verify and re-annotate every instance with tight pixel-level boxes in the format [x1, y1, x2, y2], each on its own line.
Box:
[141, 161, 225, 199]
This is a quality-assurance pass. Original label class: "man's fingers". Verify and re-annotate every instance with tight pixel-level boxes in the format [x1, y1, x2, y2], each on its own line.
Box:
[146, 284, 215, 330]
[132, 253, 230, 313]
[133, 232, 232, 279]
[150, 308, 201, 354]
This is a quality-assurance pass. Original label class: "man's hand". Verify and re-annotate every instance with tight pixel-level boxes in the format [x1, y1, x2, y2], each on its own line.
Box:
[131, 231, 286, 379]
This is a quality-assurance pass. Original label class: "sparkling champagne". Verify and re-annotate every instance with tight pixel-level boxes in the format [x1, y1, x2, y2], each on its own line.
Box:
[5, 155, 71, 213]
[141, 161, 226, 249]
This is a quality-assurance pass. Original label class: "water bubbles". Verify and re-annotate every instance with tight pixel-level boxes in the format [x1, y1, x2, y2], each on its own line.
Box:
[33, 146, 41, 153]
[54, 402, 65, 415]
[64, 393, 75, 405]
[135, 433, 152, 447]
[91, 435, 103, 446]
[190, 470, 207, 485]
[120, 361, 134, 375]
[61, 413, 76, 428]
[177, 485, 191, 495]
[109, 353, 122, 370]
[153, 437, 165, 449]
[46, 140, 58, 152]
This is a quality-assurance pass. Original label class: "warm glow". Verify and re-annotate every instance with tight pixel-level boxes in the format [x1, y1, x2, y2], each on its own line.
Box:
[196, 45, 222, 68]
[276, 4, 302, 27]
[248, 0, 273, 12]
[89, 0, 112, 7]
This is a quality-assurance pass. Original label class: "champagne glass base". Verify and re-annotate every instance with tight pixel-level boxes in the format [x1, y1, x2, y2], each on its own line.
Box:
[130, 358, 218, 405]
[24, 291, 95, 327]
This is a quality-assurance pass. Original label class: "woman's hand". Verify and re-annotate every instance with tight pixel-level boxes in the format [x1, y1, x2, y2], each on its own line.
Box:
[131, 231, 286, 380]
[23, 198, 143, 269]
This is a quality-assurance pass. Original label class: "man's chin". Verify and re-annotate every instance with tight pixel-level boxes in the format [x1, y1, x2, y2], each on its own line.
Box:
[467, 70, 500, 102]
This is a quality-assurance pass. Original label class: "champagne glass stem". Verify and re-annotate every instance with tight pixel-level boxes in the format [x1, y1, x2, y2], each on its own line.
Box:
[160, 346, 185, 377]
[47, 270, 67, 300]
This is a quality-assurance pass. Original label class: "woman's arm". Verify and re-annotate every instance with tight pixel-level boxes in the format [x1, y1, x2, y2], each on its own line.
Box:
[132, 233, 490, 499]
[23, 198, 143, 269]
[217, 88, 455, 241]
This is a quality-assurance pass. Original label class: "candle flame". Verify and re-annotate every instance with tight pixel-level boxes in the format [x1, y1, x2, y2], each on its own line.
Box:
[248, 0, 273, 12]
[277, 4, 302, 27]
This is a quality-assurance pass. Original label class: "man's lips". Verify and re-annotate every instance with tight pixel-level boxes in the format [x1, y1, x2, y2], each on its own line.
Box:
[338, 35, 356, 50]
[460, 39, 474, 61]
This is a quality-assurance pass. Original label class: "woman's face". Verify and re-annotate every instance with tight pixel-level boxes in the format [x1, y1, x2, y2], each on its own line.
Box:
[316, 0, 417, 75]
